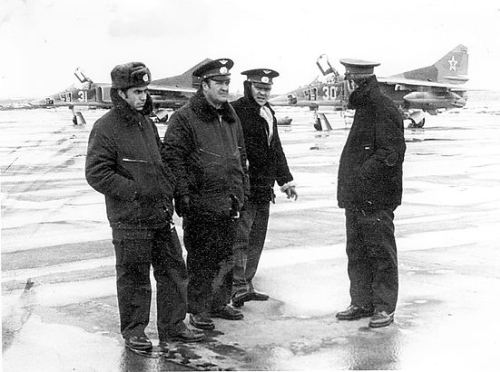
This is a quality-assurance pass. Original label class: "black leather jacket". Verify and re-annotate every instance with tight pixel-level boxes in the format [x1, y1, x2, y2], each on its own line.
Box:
[163, 90, 249, 218]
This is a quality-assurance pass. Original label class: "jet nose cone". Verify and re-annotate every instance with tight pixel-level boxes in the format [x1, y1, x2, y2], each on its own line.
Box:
[453, 95, 467, 108]
[29, 99, 44, 107]
[29, 98, 54, 107]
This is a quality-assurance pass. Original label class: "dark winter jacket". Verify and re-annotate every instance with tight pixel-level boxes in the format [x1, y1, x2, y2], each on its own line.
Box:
[85, 89, 175, 229]
[231, 81, 294, 203]
[163, 90, 249, 218]
[337, 76, 406, 211]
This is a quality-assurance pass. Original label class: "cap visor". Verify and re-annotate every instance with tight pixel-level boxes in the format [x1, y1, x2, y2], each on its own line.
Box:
[210, 75, 231, 82]
[252, 81, 272, 88]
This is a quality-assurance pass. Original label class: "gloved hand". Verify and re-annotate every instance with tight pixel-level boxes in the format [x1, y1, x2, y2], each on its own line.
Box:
[174, 195, 190, 217]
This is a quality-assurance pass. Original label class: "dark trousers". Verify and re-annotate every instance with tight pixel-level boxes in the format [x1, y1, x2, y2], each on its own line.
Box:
[112, 226, 188, 340]
[232, 202, 270, 295]
[183, 215, 237, 314]
[345, 209, 399, 313]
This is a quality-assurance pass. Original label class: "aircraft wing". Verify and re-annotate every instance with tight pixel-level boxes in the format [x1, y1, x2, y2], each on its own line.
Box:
[379, 77, 468, 91]
[29, 99, 112, 109]
[147, 84, 197, 94]
[60, 101, 112, 108]
[269, 98, 319, 108]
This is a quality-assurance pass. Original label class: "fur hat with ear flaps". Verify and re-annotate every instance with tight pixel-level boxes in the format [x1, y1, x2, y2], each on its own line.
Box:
[111, 62, 151, 90]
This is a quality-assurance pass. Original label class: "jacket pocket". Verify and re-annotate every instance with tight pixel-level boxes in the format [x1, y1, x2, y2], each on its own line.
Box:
[192, 148, 245, 215]
[121, 158, 163, 200]
[119, 159, 173, 221]
[198, 148, 226, 192]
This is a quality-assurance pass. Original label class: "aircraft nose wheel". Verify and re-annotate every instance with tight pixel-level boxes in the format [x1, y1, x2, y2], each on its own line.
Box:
[409, 118, 425, 128]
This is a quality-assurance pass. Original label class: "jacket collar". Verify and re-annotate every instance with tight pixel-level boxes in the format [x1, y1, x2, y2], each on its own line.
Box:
[348, 75, 379, 109]
[190, 90, 237, 124]
[111, 88, 153, 126]
[238, 80, 275, 115]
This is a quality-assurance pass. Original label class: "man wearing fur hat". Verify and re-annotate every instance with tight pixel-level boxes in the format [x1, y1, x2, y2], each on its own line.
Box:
[335, 59, 406, 328]
[230, 68, 297, 308]
[163, 59, 249, 331]
[85, 62, 203, 352]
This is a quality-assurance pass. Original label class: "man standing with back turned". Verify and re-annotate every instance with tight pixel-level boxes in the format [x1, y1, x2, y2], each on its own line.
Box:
[336, 59, 406, 328]
[163, 59, 249, 331]
[85, 62, 203, 353]
[231, 68, 297, 308]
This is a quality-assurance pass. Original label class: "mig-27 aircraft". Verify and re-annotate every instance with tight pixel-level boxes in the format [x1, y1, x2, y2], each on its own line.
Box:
[270, 45, 469, 129]
[30, 59, 210, 124]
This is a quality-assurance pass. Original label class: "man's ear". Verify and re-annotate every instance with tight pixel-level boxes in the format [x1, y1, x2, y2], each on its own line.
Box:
[117, 89, 127, 99]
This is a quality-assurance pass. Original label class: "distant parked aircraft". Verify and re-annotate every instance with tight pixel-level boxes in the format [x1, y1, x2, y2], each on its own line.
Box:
[30, 59, 210, 124]
[270, 45, 469, 129]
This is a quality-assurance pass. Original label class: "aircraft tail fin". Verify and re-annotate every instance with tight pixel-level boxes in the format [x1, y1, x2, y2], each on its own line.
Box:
[152, 58, 212, 88]
[389, 44, 469, 84]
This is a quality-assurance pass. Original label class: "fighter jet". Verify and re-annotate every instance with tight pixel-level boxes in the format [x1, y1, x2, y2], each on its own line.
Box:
[30, 59, 210, 124]
[270, 45, 469, 128]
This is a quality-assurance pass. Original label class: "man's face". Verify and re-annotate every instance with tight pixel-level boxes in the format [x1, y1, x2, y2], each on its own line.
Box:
[119, 86, 148, 111]
[203, 79, 230, 108]
[250, 82, 272, 106]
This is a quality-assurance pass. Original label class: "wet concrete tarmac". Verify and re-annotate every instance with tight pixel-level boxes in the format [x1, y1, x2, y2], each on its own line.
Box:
[2, 92, 500, 370]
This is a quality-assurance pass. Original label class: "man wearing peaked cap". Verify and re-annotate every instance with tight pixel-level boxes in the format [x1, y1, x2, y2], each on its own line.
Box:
[339, 58, 380, 78]
[192, 58, 234, 81]
[336, 57, 406, 328]
[230, 68, 297, 308]
[163, 57, 249, 330]
[188, 58, 234, 111]
[241, 68, 279, 85]
[86, 62, 204, 352]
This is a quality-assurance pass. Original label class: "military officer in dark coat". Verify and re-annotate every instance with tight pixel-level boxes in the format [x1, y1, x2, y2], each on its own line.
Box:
[85, 62, 203, 352]
[163, 59, 249, 331]
[231, 68, 297, 307]
[336, 59, 406, 328]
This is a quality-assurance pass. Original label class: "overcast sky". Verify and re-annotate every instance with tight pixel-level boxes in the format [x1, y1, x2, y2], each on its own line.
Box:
[1, 0, 499, 99]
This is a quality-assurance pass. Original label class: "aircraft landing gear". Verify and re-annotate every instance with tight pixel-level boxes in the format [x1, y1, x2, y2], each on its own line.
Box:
[72, 111, 86, 125]
[70, 106, 86, 125]
[313, 111, 333, 131]
[153, 109, 170, 123]
[408, 118, 425, 128]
